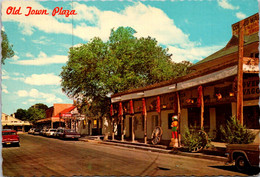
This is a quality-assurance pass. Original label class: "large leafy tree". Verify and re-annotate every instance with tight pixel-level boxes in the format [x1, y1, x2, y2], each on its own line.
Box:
[14, 108, 28, 121]
[61, 27, 192, 117]
[1, 30, 14, 64]
[14, 103, 48, 123]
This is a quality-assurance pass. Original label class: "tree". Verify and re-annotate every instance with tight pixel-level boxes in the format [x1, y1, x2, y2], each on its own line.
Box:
[60, 26, 192, 117]
[220, 116, 256, 144]
[1, 30, 14, 64]
[30, 103, 48, 111]
[14, 108, 28, 121]
[27, 107, 46, 123]
[14, 103, 48, 123]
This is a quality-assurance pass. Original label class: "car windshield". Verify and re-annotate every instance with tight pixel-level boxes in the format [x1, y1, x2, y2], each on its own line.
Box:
[2, 132, 16, 135]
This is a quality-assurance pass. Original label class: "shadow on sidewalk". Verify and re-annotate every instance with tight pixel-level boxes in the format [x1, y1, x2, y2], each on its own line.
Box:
[209, 165, 260, 176]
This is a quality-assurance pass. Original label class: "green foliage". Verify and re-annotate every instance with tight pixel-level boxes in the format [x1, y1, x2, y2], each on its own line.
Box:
[14, 109, 28, 121]
[14, 103, 48, 123]
[60, 26, 192, 117]
[182, 127, 210, 152]
[1, 30, 14, 64]
[220, 116, 256, 144]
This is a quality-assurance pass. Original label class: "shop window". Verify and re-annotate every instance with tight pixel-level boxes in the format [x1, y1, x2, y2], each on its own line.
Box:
[188, 107, 210, 131]
[250, 52, 259, 58]
[214, 85, 232, 100]
[93, 119, 97, 128]
[244, 106, 260, 129]
[151, 115, 158, 129]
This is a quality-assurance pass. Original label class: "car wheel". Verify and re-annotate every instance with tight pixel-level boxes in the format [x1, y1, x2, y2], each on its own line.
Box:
[235, 155, 249, 172]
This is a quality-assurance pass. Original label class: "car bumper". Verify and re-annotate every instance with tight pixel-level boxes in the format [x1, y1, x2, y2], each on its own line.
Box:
[65, 135, 80, 139]
[2, 141, 19, 145]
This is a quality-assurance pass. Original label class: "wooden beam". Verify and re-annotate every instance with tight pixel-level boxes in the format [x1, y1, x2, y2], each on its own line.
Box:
[237, 20, 244, 125]
[144, 114, 147, 144]
[132, 116, 135, 142]
[112, 118, 115, 140]
[199, 86, 204, 129]
[177, 92, 181, 147]
[121, 116, 124, 141]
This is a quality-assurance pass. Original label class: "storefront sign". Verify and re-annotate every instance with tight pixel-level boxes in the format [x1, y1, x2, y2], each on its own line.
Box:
[232, 13, 259, 36]
[243, 77, 259, 97]
[61, 113, 72, 117]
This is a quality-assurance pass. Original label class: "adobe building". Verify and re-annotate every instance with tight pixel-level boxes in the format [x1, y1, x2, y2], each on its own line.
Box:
[1, 113, 32, 132]
[109, 13, 259, 144]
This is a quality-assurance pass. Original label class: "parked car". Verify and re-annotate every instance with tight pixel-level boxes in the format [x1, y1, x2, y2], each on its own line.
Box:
[57, 128, 81, 140]
[28, 128, 35, 134]
[40, 129, 48, 136]
[33, 129, 41, 135]
[46, 129, 56, 137]
[54, 127, 65, 138]
[226, 143, 259, 172]
[2, 129, 20, 147]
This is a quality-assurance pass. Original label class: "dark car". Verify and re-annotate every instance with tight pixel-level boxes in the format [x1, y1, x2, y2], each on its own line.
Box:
[33, 129, 41, 135]
[57, 128, 80, 140]
[2, 130, 20, 147]
[226, 143, 259, 172]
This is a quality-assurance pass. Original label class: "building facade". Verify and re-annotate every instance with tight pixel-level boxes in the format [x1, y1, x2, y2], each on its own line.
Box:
[1, 113, 32, 132]
[109, 13, 259, 145]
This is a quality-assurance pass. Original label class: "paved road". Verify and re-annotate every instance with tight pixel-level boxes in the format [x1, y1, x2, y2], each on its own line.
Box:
[2, 133, 249, 176]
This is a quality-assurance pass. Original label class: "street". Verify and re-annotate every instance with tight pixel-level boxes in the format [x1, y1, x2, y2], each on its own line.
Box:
[2, 133, 248, 176]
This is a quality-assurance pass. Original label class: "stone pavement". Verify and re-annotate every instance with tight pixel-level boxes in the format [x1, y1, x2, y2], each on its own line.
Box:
[79, 136, 228, 162]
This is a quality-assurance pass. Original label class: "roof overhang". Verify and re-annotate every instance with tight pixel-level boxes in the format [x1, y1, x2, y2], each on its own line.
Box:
[112, 65, 238, 103]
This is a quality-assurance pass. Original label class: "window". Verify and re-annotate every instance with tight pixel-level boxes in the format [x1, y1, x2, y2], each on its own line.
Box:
[151, 115, 158, 129]
[244, 106, 260, 129]
[188, 107, 210, 131]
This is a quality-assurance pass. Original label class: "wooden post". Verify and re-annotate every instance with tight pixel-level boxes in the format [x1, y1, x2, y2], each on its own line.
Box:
[177, 92, 181, 147]
[158, 113, 161, 127]
[132, 116, 135, 142]
[201, 88, 204, 129]
[112, 118, 115, 140]
[237, 20, 244, 125]
[144, 114, 147, 144]
[121, 116, 124, 141]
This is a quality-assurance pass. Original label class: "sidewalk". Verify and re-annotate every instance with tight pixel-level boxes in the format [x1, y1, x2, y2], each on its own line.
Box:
[79, 136, 228, 162]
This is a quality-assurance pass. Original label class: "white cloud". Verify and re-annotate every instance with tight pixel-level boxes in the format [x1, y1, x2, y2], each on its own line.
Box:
[236, 12, 246, 19]
[2, 84, 9, 94]
[25, 53, 34, 58]
[17, 90, 28, 97]
[2, 1, 224, 62]
[168, 45, 224, 63]
[12, 52, 68, 65]
[32, 36, 52, 45]
[17, 89, 63, 104]
[2, 69, 10, 80]
[24, 73, 61, 85]
[217, 0, 239, 10]
[12, 55, 20, 61]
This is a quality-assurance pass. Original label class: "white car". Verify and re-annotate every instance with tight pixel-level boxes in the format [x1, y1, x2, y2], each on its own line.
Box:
[46, 129, 56, 137]
[28, 128, 35, 134]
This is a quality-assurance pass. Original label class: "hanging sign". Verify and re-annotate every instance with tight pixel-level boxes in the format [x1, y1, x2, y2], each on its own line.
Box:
[232, 13, 259, 36]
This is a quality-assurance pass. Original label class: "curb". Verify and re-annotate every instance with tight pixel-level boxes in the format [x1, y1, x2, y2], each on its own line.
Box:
[79, 138, 227, 162]
[100, 140, 227, 162]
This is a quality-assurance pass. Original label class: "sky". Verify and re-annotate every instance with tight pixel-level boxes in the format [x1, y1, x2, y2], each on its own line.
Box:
[1, 0, 258, 115]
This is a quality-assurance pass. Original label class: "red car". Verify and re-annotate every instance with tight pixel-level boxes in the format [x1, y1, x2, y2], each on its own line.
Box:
[57, 128, 80, 140]
[2, 129, 20, 147]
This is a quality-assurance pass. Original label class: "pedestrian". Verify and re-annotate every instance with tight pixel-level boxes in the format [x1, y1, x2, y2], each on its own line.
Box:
[171, 115, 178, 139]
